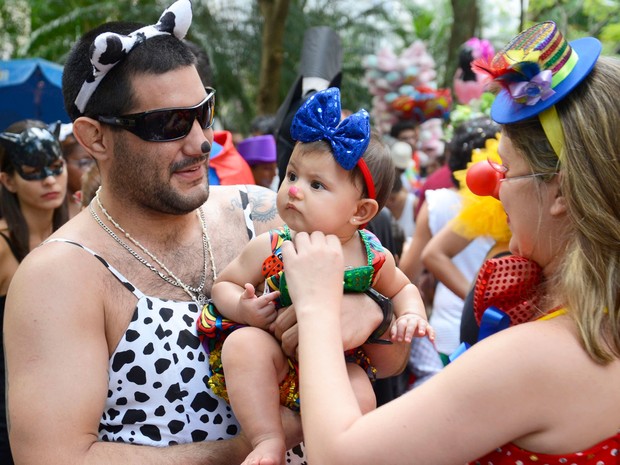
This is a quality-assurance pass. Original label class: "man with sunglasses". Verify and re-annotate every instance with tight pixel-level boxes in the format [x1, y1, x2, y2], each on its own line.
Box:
[3, 1, 409, 464]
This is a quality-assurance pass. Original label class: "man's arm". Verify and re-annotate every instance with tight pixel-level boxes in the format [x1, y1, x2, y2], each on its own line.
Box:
[4, 244, 253, 465]
[273, 293, 410, 379]
[245, 184, 284, 235]
[245, 186, 410, 378]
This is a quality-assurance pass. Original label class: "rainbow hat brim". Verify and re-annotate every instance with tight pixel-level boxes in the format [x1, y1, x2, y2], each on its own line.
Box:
[491, 36, 601, 124]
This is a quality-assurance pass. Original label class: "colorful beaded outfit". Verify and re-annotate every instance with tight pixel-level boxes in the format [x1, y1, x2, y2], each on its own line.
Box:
[198, 225, 387, 411]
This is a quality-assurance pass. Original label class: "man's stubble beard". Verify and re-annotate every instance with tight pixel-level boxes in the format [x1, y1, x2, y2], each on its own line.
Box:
[109, 135, 210, 215]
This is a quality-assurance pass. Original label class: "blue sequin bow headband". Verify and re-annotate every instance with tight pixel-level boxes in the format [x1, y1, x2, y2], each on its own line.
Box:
[74, 0, 193, 114]
[290, 87, 376, 199]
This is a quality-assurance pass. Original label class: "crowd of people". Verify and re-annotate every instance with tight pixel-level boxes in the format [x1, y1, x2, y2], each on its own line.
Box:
[0, 0, 618, 464]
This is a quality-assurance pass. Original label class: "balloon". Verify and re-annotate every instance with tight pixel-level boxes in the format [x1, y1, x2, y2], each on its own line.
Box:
[364, 41, 453, 132]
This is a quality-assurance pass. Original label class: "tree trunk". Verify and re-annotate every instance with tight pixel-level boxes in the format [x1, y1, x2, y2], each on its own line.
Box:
[258, 0, 291, 115]
[443, 0, 479, 90]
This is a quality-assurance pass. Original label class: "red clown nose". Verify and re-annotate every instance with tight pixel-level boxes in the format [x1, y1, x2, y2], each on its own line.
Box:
[466, 161, 502, 199]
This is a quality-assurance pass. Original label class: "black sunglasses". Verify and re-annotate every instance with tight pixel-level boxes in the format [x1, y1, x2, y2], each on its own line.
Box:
[98, 87, 215, 142]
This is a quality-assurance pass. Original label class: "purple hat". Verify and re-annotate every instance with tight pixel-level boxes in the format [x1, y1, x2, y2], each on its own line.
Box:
[237, 134, 276, 165]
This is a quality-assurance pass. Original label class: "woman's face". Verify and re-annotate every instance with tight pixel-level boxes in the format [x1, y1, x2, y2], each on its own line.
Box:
[250, 162, 277, 189]
[13, 158, 67, 210]
[497, 132, 565, 270]
[4, 158, 68, 213]
[62, 137, 95, 194]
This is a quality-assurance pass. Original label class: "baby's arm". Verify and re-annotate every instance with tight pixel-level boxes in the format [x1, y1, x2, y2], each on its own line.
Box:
[372, 250, 434, 343]
[211, 233, 280, 329]
[390, 284, 434, 342]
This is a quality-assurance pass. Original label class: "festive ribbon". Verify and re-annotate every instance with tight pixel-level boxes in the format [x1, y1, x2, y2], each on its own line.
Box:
[449, 306, 511, 363]
[290, 87, 370, 171]
[477, 306, 511, 340]
[539, 105, 565, 158]
[508, 70, 554, 105]
[290, 87, 375, 200]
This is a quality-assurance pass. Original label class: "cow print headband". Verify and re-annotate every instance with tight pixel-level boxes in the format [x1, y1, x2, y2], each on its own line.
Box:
[74, 0, 193, 114]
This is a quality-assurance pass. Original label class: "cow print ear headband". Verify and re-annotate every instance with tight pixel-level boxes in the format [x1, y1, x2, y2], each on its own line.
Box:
[74, 0, 193, 114]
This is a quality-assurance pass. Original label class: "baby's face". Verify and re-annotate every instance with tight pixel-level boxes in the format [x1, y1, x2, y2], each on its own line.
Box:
[277, 148, 363, 235]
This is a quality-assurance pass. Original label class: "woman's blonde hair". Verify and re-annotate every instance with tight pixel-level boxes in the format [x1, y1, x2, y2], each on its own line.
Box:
[503, 56, 620, 364]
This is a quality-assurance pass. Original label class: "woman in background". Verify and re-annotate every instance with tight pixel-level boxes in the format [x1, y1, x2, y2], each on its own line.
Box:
[0, 119, 69, 464]
[59, 123, 96, 217]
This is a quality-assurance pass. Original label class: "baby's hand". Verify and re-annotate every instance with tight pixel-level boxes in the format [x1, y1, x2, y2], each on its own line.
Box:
[390, 314, 435, 343]
[237, 283, 280, 330]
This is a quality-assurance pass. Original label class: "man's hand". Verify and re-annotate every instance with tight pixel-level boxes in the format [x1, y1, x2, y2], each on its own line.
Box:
[281, 406, 303, 449]
[272, 305, 299, 358]
[271, 293, 386, 358]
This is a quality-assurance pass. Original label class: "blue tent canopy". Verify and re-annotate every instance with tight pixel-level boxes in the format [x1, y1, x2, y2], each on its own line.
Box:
[0, 58, 70, 131]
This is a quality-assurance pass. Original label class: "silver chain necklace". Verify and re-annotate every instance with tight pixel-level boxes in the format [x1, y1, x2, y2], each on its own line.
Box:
[89, 188, 216, 305]
[95, 189, 210, 293]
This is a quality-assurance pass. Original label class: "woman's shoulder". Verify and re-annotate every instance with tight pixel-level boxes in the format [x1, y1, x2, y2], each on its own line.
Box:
[0, 225, 17, 258]
[460, 315, 617, 412]
[0, 227, 19, 294]
[443, 316, 586, 399]
[472, 315, 584, 367]
[0, 220, 10, 241]
[425, 187, 459, 205]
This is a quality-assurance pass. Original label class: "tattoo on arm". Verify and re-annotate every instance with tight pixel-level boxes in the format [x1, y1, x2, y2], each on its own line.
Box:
[246, 185, 278, 224]
[228, 185, 278, 224]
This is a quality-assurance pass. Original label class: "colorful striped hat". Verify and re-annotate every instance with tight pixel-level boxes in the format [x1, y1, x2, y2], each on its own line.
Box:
[473, 21, 601, 124]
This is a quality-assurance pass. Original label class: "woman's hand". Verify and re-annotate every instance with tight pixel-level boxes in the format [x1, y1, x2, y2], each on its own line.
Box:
[280, 231, 344, 317]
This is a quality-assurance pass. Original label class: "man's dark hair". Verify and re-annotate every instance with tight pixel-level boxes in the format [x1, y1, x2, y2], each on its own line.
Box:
[389, 120, 418, 139]
[250, 115, 277, 136]
[62, 21, 197, 121]
[446, 115, 499, 186]
[457, 45, 477, 82]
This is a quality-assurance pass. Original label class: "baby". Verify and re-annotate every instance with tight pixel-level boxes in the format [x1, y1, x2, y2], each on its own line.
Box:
[202, 87, 432, 465]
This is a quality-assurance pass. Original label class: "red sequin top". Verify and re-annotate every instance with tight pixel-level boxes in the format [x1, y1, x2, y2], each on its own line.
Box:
[468, 308, 619, 464]
[469, 432, 620, 464]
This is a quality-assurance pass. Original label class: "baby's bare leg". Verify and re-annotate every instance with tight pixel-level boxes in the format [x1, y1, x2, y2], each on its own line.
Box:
[347, 363, 377, 414]
[221, 327, 290, 465]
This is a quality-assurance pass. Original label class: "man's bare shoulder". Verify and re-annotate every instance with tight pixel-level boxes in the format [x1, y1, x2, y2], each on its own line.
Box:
[208, 185, 282, 233]
[16, 231, 100, 284]
[13, 213, 110, 293]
